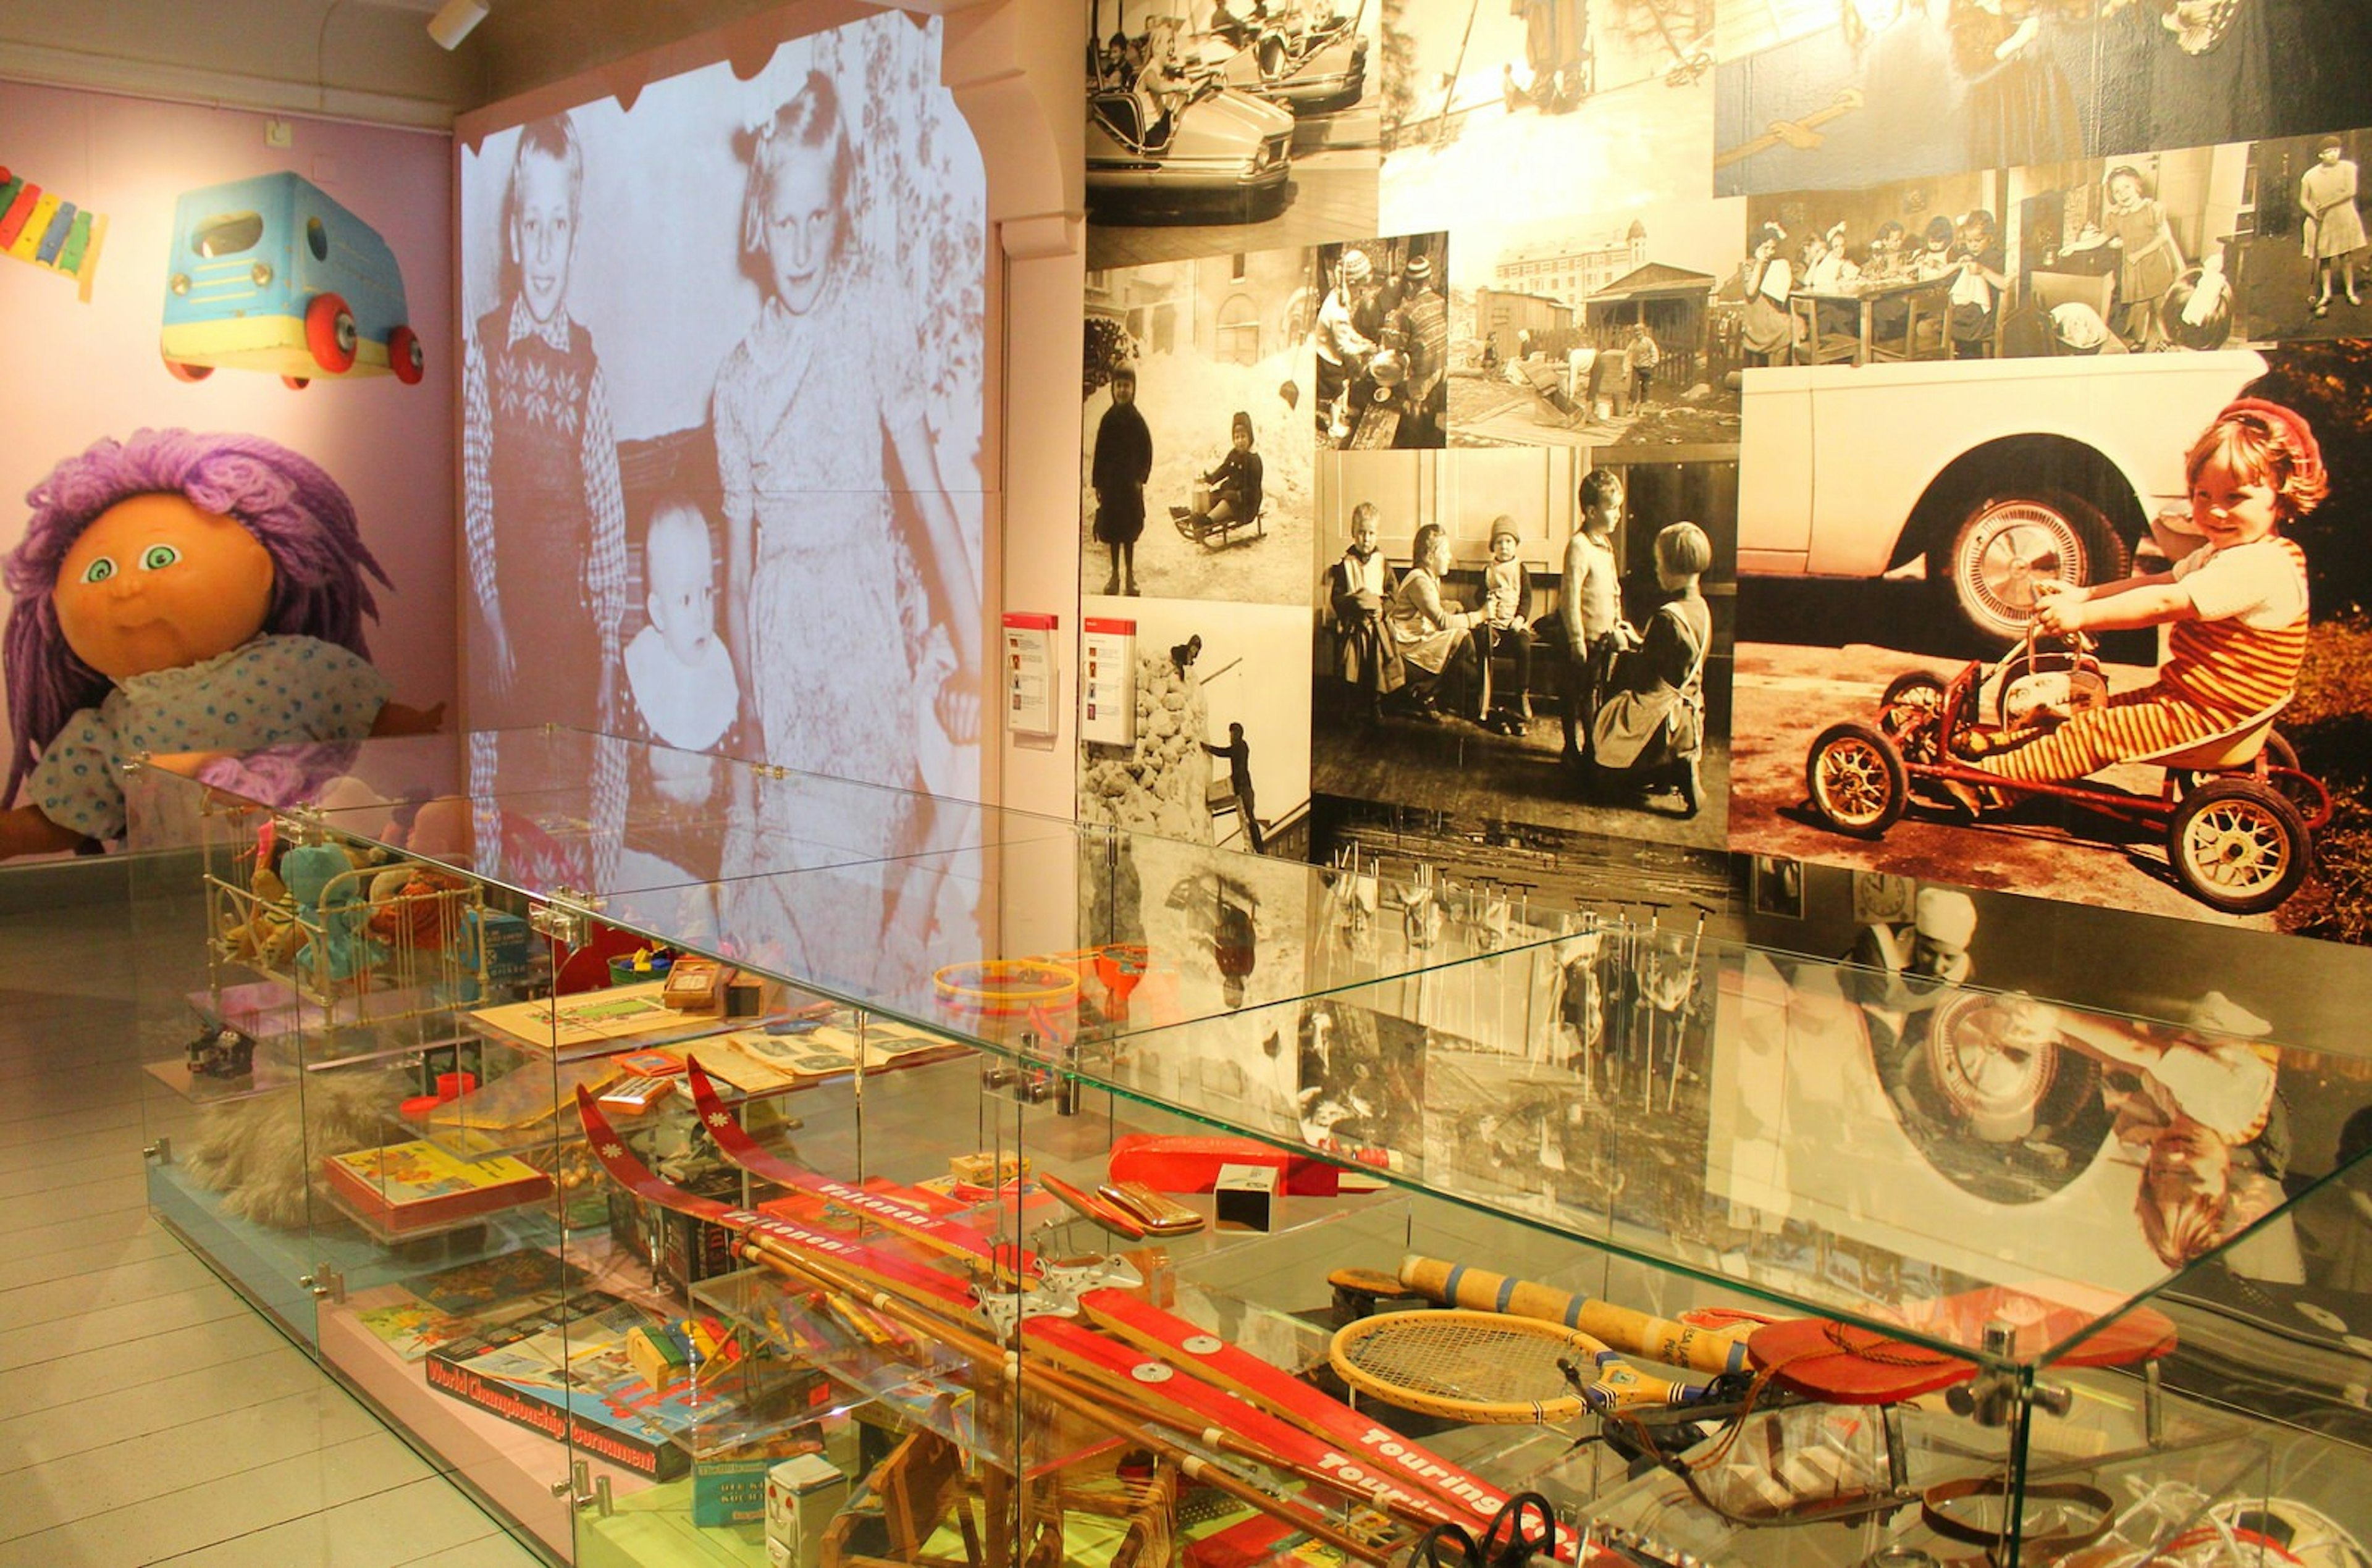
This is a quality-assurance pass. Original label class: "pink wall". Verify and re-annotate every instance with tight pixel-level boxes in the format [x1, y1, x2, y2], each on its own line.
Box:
[0, 81, 456, 771]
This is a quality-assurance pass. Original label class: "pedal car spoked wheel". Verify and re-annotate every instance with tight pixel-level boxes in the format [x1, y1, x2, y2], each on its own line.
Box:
[2166, 780, 2311, 915]
[306, 292, 358, 374]
[1879, 671, 1948, 765]
[2170, 733, 2328, 824]
[1807, 721, 1909, 836]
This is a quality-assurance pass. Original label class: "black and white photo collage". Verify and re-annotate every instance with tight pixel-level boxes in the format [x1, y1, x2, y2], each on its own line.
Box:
[1077, 0, 2372, 1451]
[1081, 0, 2372, 932]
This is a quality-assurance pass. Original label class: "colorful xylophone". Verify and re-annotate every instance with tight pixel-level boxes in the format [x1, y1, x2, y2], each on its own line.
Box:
[0, 164, 108, 301]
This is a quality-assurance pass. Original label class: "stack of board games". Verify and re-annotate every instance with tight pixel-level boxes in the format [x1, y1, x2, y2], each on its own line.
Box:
[426, 1293, 824, 1480]
[321, 1139, 554, 1236]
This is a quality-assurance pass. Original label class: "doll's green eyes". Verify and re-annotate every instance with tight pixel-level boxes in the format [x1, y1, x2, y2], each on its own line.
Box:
[77, 544, 180, 584]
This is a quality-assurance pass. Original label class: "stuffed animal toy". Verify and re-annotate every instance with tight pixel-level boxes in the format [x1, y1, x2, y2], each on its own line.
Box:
[1, 429, 442, 859]
[279, 839, 384, 981]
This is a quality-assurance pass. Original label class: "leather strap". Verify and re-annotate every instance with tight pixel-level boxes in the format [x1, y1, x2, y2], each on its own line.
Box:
[1921, 1477, 2114, 1562]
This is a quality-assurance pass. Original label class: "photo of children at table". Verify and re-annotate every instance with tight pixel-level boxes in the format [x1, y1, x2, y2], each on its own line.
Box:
[1946, 208, 2007, 358]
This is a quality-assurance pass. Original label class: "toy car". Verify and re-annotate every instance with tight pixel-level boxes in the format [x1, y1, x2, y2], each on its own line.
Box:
[1193, 10, 1368, 115]
[1804, 631, 2331, 915]
[160, 172, 423, 390]
[1087, 78, 1294, 220]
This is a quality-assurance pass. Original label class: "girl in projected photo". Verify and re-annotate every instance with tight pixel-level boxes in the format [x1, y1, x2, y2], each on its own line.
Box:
[710, 70, 980, 991]
[714, 70, 982, 794]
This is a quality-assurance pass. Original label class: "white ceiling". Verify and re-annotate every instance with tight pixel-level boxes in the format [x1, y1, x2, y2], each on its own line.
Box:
[0, 0, 805, 128]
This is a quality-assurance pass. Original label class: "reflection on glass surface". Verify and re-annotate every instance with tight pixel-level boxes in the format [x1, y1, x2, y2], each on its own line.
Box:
[129, 727, 2372, 1378]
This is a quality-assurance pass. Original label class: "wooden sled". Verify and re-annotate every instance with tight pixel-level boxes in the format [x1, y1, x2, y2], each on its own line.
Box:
[1516, 360, 1589, 428]
[1169, 501, 1266, 549]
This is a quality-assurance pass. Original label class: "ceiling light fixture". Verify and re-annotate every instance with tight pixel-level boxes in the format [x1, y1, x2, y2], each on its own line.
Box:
[426, 0, 490, 50]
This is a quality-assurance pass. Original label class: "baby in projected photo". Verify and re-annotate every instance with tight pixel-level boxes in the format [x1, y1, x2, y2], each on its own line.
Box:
[624, 498, 739, 757]
[714, 69, 982, 793]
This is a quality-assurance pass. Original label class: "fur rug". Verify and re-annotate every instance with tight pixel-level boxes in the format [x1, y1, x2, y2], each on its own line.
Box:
[182, 1072, 400, 1229]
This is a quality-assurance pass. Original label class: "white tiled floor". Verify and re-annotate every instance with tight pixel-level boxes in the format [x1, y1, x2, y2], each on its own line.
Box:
[0, 899, 550, 1568]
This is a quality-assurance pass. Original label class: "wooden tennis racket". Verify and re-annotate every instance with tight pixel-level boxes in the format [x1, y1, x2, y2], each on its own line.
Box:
[1405, 1259, 2178, 1406]
[1329, 1310, 1709, 1424]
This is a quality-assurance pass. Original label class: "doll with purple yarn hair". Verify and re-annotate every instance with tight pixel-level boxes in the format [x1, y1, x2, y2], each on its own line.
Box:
[1, 429, 443, 857]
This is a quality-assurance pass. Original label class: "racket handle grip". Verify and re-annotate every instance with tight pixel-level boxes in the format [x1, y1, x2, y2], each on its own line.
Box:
[1400, 1255, 1750, 1376]
[1560, 1351, 1710, 1414]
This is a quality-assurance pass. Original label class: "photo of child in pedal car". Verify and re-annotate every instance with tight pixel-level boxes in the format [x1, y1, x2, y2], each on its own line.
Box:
[1808, 396, 2335, 918]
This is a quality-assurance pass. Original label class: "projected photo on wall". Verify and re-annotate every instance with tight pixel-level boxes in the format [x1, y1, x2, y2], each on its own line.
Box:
[458, 11, 986, 809]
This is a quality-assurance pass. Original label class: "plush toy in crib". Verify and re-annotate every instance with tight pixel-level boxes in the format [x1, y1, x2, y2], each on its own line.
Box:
[1, 429, 444, 858]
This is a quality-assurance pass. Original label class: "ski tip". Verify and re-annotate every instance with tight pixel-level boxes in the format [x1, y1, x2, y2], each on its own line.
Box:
[684, 1054, 725, 1116]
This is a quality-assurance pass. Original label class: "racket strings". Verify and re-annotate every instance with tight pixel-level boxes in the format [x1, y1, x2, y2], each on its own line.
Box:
[1342, 1318, 1575, 1404]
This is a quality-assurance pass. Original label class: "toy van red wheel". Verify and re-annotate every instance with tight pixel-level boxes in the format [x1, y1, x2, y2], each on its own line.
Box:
[1807, 722, 1909, 836]
[306, 293, 358, 374]
[162, 354, 212, 382]
[282, 375, 311, 391]
[2166, 779, 2310, 915]
[387, 325, 424, 385]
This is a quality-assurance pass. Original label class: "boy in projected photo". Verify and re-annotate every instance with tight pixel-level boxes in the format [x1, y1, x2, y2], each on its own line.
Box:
[715, 69, 982, 795]
[462, 112, 628, 731]
[623, 498, 739, 757]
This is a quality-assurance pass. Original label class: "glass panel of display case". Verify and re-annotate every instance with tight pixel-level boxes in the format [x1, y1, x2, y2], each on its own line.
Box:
[125, 783, 340, 1346]
[117, 736, 2372, 1568]
[550, 1005, 1044, 1567]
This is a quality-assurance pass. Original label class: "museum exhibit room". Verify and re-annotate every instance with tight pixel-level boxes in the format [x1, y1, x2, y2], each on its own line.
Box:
[11, 0, 2372, 1564]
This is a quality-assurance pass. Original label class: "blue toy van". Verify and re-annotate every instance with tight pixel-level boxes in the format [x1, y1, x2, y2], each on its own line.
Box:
[160, 172, 423, 388]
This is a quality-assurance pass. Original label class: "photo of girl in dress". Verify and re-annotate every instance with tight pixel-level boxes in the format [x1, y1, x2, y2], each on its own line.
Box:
[715, 69, 982, 789]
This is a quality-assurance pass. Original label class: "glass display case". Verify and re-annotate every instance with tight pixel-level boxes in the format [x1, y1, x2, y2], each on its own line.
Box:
[120, 729, 2372, 1568]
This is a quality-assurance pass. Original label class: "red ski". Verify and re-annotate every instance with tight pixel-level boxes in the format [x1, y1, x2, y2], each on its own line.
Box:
[579, 1087, 1503, 1542]
[675, 1062, 1534, 1540]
